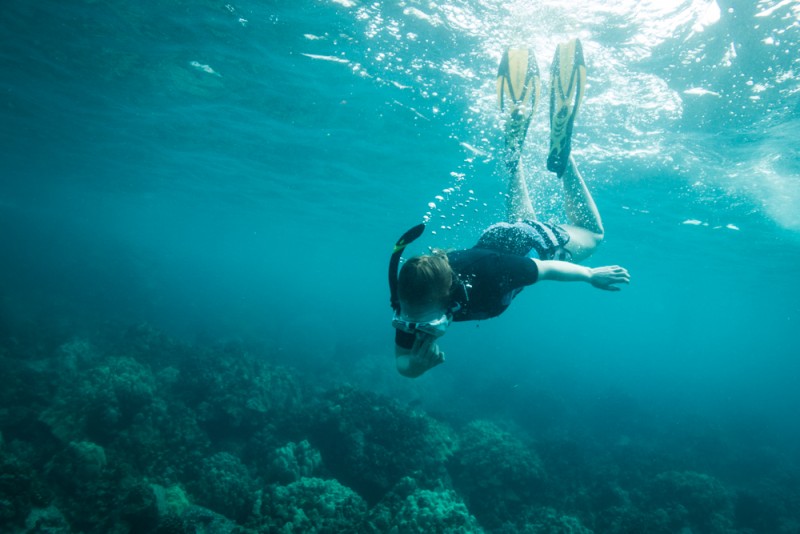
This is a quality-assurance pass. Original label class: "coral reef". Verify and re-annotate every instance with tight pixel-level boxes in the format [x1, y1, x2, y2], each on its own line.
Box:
[1, 324, 799, 533]
[644, 470, 736, 533]
[366, 477, 483, 533]
[0, 446, 50, 527]
[266, 440, 323, 484]
[449, 419, 544, 528]
[309, 386, 456, 503]
[40, 355, 157, 444]
[255, 476, 367, 532]
[188, 452, 256, 523]
[495, 506, 593, 534]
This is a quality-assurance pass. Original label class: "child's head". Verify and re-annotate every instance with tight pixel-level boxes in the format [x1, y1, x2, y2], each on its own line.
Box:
[397, 250, 453, 313]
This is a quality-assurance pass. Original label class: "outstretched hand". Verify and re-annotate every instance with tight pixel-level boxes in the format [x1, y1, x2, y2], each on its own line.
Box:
[589, 265, 630, 291]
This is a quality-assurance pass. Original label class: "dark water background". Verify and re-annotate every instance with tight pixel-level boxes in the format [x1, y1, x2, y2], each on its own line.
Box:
[2, 0, 800, 531]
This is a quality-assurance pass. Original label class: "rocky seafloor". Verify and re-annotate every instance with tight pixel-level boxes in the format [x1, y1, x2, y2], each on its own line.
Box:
[1, 322, 798, 533]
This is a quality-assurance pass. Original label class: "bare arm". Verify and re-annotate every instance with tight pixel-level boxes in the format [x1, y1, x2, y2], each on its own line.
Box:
[533, 259, 630, 291]
[395, 333, 445, 378]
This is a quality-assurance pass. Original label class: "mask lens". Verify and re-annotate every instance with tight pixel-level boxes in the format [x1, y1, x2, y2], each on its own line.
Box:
[392, 313, 450, 338]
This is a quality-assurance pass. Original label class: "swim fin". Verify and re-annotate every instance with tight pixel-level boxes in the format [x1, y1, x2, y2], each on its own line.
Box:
[497, 48, 540, 149]
[547, 38, 586, 177]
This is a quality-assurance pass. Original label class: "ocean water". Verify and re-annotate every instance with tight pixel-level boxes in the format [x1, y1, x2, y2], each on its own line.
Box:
[2, 0, 800, 532]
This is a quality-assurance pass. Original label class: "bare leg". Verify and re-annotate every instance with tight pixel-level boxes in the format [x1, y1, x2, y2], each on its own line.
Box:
[497, 48, 540, 223]
[562, 155, 603, 233]
[504, 110, 536, 222]
[560, 155, 604, 261]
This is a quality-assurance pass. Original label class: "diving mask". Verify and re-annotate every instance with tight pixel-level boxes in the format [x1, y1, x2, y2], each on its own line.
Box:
[391, 311, 451, 338]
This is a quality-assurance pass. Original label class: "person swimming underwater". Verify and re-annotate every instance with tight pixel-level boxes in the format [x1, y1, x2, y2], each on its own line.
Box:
[389, 39, 630, 378]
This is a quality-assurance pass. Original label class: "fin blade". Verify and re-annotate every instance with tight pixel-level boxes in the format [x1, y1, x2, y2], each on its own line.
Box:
[557, 39, 585, 118]
[497, 48, 540, 115]
[547, 38, 586, 176]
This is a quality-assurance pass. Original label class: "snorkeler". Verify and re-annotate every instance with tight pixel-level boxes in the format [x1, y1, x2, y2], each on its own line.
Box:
[390, 39, 630, 378]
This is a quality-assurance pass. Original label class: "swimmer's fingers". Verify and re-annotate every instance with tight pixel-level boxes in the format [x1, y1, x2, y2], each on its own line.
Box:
[412, 334, 445, 367]
[590, 265, 631, 290]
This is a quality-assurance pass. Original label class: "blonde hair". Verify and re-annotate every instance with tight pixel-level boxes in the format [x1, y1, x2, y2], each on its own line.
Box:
[397, 249, 453, 308]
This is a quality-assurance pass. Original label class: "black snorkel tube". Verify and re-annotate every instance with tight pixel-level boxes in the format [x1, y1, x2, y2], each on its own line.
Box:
[389, 223, 426, 313]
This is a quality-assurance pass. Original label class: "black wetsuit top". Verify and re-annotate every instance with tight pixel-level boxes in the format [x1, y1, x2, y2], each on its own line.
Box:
[448, 247, 539, 320]
[394, 248, 539, 348]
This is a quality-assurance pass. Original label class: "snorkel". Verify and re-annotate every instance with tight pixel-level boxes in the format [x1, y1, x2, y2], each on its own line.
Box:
[388, 223, 426, 313]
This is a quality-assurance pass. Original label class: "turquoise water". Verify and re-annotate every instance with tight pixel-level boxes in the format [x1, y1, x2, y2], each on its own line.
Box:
[2, 0, 800, 531]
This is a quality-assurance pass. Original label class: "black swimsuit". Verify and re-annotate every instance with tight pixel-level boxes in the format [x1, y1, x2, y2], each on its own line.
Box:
[448, 248, 538, 321]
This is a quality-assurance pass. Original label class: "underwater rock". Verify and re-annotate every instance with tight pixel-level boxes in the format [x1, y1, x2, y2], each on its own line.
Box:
[188, 452, 256, 523]
[121, 480, 236, 533]
[365, 476, 483, 533]
[309, 386, 456, 503]
[0, 448, 50, 530]
[449, 420, 545, 528]
[389, 487, 483, 533]
[126, 400, 212, 483]
[177, 346, 306, 441]
[118, 482, 194, 534]
[41, 356, 156, 443]
[734, 488, 784, 533]
[120, 481, 160, 532]
[1, 353, 63, 454]
[43, 440, 119, 531]
[152, 483, 192, 517]
[267, 440, 323, 484]
[495, 506, 593, 534]
[645, 470, 735, 533]
[255, 476, 367, 533]
[119, 322, 186, 370]
[178, 504, 238, 534]
[46, 440, 107, 488]
[56, 338, 101, 372]
[24, 505, 70, 532]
